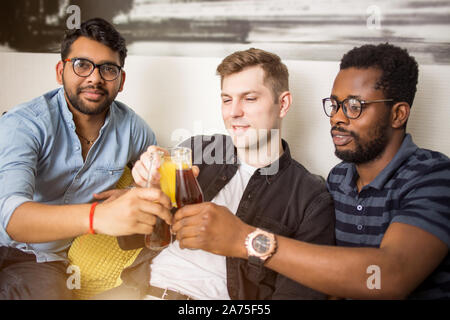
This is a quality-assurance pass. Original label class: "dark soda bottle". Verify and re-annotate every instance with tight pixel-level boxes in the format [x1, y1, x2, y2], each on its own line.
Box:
[145, 147, 203, 250]
[176, 168, 203, 207]
[144, 213, 173, 248]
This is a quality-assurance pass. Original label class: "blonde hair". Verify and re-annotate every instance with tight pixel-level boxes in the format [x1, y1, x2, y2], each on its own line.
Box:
[216, 48, 289, 102]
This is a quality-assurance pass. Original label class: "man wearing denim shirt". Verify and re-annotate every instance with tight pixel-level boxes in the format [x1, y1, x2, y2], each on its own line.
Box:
[0, 18, 172, 299]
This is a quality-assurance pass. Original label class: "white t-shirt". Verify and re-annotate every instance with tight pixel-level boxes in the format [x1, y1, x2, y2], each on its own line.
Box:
[149, 161, 258, 300]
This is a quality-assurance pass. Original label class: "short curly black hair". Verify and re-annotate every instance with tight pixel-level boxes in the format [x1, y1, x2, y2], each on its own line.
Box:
[340, 43, 418, 107]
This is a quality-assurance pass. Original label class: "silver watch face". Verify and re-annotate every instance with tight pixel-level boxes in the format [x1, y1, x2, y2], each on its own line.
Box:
[252, 234, 270, 254]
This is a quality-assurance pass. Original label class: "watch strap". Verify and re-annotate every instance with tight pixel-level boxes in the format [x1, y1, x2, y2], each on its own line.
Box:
[248, 255, 266, 270]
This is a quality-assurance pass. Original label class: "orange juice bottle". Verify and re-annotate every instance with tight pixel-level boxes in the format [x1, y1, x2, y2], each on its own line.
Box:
[159, 158, 177, 206]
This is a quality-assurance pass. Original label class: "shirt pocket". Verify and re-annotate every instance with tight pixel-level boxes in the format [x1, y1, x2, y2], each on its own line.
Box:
[93, 167, 125, 187]
[253, 214, 297, 238]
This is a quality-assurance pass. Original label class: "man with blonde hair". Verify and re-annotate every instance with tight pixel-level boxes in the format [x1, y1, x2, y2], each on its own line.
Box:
[174, 44, 450, 300]
[105, 48, 335, 300]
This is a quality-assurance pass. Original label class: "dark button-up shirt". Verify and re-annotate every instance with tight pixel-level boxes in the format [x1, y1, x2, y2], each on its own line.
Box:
[120, 134, 335, 299]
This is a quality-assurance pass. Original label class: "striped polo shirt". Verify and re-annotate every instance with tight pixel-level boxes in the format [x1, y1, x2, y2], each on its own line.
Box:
[327, 134, 450, 299]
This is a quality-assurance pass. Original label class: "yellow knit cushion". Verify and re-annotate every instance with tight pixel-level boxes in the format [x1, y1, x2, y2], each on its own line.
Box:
[68, 166, 142, 300]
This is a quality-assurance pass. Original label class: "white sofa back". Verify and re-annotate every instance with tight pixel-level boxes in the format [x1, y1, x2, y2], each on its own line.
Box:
[1, 52, 449, 178]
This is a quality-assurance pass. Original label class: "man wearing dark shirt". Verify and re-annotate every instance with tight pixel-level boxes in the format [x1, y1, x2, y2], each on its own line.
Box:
[177, 43, 449, 299]
[113, 48, 335, 300]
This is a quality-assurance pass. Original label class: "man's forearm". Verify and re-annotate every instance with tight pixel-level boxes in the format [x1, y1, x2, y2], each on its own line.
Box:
[265, 236, 406, 299]
[225, 226, 396, 299]
[173, 204, 443, 300]
[6, 187, 174, 243]
[6, 202, 90, 243]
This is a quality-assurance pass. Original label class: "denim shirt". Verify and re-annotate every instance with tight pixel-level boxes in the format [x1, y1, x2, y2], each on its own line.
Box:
[119, 134, 335, 299]
[0, 88, 156, 262]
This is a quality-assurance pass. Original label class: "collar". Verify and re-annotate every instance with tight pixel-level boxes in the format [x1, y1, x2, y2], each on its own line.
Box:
[257, 139, 292, 179]
[58, 87, 75, 125]
[57, 87, 113, 132]
[223, 137, 292, 182]
[369, 134, 418, 190]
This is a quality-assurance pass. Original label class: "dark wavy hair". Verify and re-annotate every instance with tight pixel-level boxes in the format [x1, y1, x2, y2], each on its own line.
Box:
[61, 18, 127, 67]
[340, 43, 418, 107]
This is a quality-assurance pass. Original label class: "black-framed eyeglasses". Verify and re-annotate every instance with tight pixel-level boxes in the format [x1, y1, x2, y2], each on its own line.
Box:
[64, 58, 122, 81]
[322, 97, 394, 119]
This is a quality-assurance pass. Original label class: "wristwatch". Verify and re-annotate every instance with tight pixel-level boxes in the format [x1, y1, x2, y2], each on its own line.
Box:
[245, 228, 277, 262]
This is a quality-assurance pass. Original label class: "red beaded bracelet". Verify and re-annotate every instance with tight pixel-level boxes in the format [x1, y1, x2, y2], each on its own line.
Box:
[89, 202, 98, 235]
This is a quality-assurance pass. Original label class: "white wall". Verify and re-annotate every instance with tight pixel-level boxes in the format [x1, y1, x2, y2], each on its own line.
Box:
[1, 51, 449, 178]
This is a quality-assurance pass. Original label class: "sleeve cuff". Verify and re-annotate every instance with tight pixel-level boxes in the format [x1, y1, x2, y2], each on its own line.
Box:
[0, 195, 32, 244]
[392, 215, 450, 248]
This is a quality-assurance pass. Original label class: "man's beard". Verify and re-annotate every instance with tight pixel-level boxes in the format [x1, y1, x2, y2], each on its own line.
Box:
[333, 119, 390, 165]
[63, 77, 115, 116]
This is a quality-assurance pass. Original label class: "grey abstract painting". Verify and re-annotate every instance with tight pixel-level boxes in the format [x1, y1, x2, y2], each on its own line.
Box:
[0, 0, 449, 64]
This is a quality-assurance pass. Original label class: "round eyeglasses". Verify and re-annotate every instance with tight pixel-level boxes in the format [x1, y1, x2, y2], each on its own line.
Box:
[322, 97, 394, 119]
[64, 58, 122, 81]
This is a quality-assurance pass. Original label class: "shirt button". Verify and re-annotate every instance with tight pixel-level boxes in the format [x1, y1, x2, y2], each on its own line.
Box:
[357, 205, 363, 211]
[75, 146, 80, 151]
[221, 175, 227, 181]
[110, 171, 114, 175]
[357, 225, 363, 231]
[248, 193, 252, 199]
